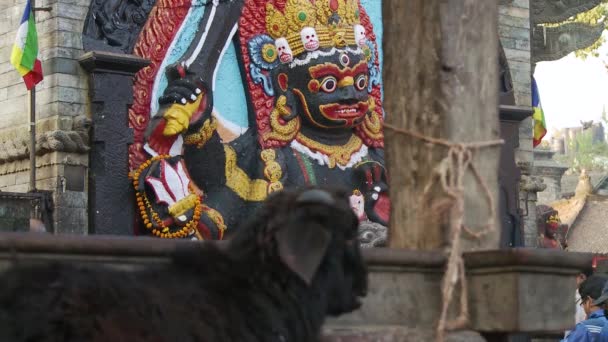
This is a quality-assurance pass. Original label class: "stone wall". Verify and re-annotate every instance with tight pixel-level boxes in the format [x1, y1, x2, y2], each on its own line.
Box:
[499, 0, 534, 165]
[0, 0, 90, 234]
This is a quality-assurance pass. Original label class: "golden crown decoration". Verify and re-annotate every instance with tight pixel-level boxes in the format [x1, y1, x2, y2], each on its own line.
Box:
[546, 214, 560, 224]
[265, 0, 368, 62]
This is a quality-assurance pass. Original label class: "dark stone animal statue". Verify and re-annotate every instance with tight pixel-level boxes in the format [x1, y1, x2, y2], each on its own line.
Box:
[0, 188, 367, 342]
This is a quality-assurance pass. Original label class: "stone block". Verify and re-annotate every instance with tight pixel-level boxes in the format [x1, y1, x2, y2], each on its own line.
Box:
[0, 87, 7, 101]
[57, 86, 85, 104]
[515, 92, 532, 107]
[515, 38, 530, 51]
[0, 69, 24, 88]
[6, 83, 27, 101]
[322, 327, 486, 342]
[57, 102, 86, 117]
[500, 37, 517, 49]
[54, 190, 87, 209]
[40, 47, 82, 61]
[329, 249, 445, 329]
[0, 46, 10, 63]
[14, 170, 31, 186]
[57, 30, 83, 50]
[42, 57, 81, 76]
[55, 3, 88, 21]
[499, 5, 531, 19]
[57, 17, 84, 33]
[0, 173, 16, 188]
[505, 49, 531, 63]
[2, 183, 28, 193]
[512, 0, 530, 9]
[499, 26, 530, 42]
[500, 15, 531, 29]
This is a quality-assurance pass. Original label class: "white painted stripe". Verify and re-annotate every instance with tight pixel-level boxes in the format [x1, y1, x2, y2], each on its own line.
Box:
[151, 0, 197, 116]
[169, 135, 184, 156]
[213, 110, 248, 136]
[185, 1, 218, 67]
[144, 143, 159, 157]
[14, 22, 28, 49]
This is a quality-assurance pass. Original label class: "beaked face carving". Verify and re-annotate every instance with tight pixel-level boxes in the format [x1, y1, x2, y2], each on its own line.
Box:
[275, 38, 294, 64]
[300, 27, 320, 51]
[275, 50, 370, 129]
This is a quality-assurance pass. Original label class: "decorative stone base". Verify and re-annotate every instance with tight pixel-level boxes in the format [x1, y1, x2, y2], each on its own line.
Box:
[322, 326, 486, 342]
[0, 234, 592, 339]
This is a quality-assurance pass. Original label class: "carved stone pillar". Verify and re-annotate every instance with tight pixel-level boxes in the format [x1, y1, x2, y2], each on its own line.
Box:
[534, 149, 568, 204]
[519, 162, 547, 247]
[79, 52, 150, 235]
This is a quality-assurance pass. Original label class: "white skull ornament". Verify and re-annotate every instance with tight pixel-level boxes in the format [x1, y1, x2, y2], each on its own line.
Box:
[300, 27, 320, 51]
[354, 24, 367, 48]
[275, 38, 293, 64]
[349, 191, 367, 222]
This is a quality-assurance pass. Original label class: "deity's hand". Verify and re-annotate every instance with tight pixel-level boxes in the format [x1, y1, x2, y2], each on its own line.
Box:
[158, 62, 213, 136]
[354, 161, 389, 226]
[145, 159, 198, 222]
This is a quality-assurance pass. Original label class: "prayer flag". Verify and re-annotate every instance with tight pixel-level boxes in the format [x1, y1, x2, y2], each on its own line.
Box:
[532, 77, 546, 148]
[10, 0, 43, 90]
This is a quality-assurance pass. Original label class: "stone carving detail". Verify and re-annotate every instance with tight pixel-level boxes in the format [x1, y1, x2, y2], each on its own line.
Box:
[531, 0, 602, 24]
[358, 221, 387, 248]
[128, 0, 389, 240]
[0, 116, 91, 163]
[499, 42, 515, 105]
[531, 22, 605, 63]
[82, 0, 156, 53]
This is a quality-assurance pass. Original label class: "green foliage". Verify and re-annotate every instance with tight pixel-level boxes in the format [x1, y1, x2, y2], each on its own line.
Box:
[561, 129, 608, 171]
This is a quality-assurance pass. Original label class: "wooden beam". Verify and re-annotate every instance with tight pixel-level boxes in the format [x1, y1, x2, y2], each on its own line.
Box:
[384, 0, 501, 250]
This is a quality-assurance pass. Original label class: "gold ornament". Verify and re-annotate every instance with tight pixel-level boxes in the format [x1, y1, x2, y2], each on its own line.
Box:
[295, 133, 363, 169]
[263, 95, 301, 143]
[262, 43, 279, 63]
[224, 146, 284, 201]
[265, 0, 361, 55]
[183, 117, 218, 148]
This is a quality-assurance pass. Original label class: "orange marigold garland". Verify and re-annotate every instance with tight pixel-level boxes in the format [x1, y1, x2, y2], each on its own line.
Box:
[131, 155, 206, 239]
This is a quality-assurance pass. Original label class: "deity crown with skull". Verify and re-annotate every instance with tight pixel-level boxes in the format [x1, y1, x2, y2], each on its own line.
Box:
[265, 0, 368, 63]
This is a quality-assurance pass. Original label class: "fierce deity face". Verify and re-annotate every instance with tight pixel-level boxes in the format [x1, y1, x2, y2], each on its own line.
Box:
[274, 48, 370, 129]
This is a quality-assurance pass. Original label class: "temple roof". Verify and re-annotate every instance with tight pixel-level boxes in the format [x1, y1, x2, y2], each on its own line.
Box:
[566, 196, 608, 254]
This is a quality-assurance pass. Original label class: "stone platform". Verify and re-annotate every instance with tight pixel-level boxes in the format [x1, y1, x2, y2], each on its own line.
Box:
[0, 233, 592, 341]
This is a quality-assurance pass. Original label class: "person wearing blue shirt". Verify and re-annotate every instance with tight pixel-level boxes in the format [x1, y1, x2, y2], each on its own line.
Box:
[595, 281, 608, 342]
[563, 275, 608, 342]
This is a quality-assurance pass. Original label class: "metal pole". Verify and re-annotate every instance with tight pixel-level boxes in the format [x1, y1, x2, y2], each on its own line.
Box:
[29, 0, 36, 192]
[29, 89, 36, 192]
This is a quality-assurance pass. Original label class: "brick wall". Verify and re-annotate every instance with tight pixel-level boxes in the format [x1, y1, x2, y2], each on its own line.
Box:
[0, 0, 90, 234]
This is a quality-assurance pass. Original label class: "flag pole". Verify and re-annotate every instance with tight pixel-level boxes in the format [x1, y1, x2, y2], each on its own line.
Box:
[29, 86, 36, 192]
[28, 0, 36, 192]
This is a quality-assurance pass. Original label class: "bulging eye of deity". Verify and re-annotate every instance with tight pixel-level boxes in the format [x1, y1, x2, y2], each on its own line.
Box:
[355, 74, 368, 91]
[354, 24, 367, 48]
[320, 76, 338, 93]
[300, 27, 320, 51]
[275, 38, 294, 64]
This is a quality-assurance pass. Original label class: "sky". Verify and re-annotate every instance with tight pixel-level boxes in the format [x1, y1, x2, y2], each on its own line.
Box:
[534, 33, 608, 138]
